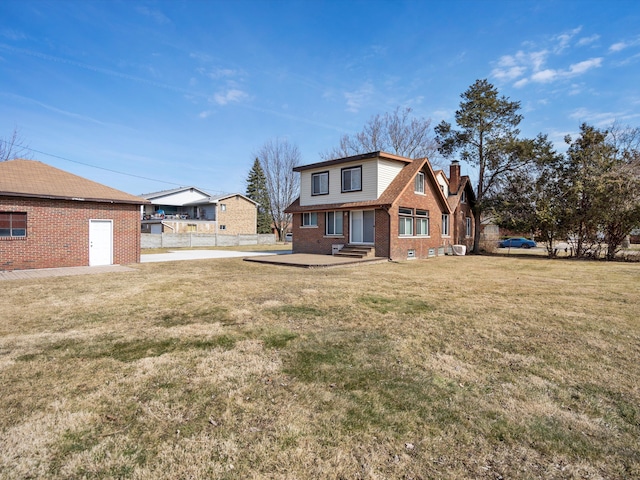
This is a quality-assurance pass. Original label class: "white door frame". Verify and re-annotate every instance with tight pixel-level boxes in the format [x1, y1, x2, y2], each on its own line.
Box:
[350, 210, 375, 244]
[89, 219, 113, 266]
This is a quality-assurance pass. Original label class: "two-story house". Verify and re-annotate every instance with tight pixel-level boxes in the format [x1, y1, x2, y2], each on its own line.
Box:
[285, 151, 475, 261]
[141, 187, 258, 236]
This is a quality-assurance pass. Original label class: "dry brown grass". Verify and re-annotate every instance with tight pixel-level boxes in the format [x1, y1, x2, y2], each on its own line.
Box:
[1, 256, 639, 479]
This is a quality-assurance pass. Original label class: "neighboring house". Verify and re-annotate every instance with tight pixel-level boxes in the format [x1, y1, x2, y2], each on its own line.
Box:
[285, 151, 475, 260]
[434, 160, 476, 251]
[141, 187, 258, 236]
[0, 159, 147, 271]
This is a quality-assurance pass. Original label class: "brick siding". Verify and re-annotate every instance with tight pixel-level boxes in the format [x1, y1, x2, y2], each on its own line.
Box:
[0, 196, 141, 271]
[388, 178, 444, 260]
[217, 196, 257, 235]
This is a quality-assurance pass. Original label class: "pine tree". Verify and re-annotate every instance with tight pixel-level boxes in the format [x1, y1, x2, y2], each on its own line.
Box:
[246, 158, 273, 234]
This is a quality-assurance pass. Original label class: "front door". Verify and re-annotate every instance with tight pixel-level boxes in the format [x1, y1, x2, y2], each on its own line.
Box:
[350, 210, 375, 244]
[89, 220, 113, 266]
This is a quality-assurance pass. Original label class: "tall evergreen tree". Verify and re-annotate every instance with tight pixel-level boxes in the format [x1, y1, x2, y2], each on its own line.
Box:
[435, 79, 532, 253]
[246, 158, 273, 234]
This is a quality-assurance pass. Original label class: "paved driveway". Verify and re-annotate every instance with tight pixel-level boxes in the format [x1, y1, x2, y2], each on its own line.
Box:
[141, 249, 291, 263]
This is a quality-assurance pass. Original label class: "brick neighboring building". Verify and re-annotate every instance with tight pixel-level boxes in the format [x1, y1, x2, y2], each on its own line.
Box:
[141, 188, 257, 236]
[285, 151, 475, 261]
[0, 159, 148, 271]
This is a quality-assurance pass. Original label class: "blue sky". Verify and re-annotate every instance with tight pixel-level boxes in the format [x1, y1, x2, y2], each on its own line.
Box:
[1, 0, 639, 196]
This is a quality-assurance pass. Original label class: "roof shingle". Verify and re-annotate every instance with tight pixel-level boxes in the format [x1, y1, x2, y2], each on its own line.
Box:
[0, 159, 148, 204]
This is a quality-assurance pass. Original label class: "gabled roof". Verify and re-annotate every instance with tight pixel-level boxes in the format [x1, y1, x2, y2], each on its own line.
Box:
[286, 152, 451, 213]
[141, 186, 212, 200]
[0, 159, 148, 205]
[446, 176, 476, 211]
[142, 187, 259, 206]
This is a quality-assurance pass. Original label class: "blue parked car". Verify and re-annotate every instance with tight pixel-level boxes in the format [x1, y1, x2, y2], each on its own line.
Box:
[499, 237, 536, 248]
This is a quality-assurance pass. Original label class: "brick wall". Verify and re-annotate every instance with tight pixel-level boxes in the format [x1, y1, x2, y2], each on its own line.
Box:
[291, 211, 350, 255]
[217, 196, 257, 236]
[0, 196, 141, 271]
[388, 178, 446, 261]
[452, 195, 475, 251]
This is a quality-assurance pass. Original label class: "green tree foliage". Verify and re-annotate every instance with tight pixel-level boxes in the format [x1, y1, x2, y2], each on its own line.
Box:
[488, 135, 568, 257]
[490, 123, 640, 260]
[245, 158, 273, 234]
[435, 79, 532, 253]
[564, 123, 640, 259]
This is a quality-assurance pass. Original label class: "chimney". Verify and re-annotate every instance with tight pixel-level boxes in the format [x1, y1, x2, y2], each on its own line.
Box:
[449, 160, 461, 194]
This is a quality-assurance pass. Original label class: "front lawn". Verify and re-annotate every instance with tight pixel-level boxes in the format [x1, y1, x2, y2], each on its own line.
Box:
[1, 256, 638, 478]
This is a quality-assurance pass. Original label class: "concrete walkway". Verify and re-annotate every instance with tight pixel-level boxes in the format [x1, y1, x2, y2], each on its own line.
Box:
[0, 264, 136, 282]
[0, 249, 292, 281]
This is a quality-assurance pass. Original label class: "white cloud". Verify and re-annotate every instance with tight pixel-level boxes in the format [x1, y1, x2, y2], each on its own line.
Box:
[491, 27, 603, 88]
[577, 34, 600, 47]
[610, 42, 628, 52]
[213, 89, 248, 105]
[199, 110, 212, 119]
[343, 81, 374, 113]
[568, 57, 602, 75]
[531, 69, 557, 83]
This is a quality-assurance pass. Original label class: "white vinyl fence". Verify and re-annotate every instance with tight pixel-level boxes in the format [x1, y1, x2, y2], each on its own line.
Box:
[142, 233, 277, 249]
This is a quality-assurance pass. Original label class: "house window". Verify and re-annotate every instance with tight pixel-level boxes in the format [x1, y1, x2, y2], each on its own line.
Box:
[461, 190, 466, 203]
[415, 210, 429, 236]
[326, 211, 343, 236]
[466, 217, 472, 237]
[311, 172, 329, 195]
[220, 204, 226, 211]
[341, 166, 362, 192]
[442, 213, 450, 236]
[415, 172, 425, 194]
[302, 212, 318, 227]
[312, 171, 329, 196]
[0, 212, 27, 238]
[399, 207, 413, 236]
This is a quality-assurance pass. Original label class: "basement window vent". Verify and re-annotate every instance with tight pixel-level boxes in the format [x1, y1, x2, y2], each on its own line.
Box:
[407, 249, 416, 259]
[428, 248, 436, 258]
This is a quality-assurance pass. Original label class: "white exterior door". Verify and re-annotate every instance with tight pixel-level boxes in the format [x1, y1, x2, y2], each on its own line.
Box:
[89, 220, 113, 266]
[350, 210, 375, 244]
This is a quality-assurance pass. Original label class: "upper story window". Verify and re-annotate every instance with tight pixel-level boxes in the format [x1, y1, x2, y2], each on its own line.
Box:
[312, 171, 329, 196]
[415, 172, 425, 194]
[341, 166, 362, 193]
[461, 190, 466, 203]
[0, 212, 27, 238]
[442, 213, 450, 236]
[302, 212, 318, 227]
[220, 204, 226, 211]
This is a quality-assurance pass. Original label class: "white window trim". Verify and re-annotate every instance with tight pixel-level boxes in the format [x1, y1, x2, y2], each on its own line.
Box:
[301, 212, 318, 227]
[442, 213, 450, 237]
[325, 211, 344, 236]
[415, 172, 425, 194]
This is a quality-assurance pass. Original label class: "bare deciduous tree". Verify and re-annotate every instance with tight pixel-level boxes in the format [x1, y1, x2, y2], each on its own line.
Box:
[1, 128, 30, 162]
[255, 138, 301, 241]
[321, 107, 439, 163]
